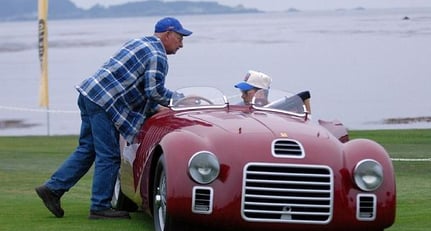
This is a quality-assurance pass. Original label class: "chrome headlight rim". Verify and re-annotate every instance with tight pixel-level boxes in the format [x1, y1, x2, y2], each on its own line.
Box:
[354, 159, 384, 192]
[188, 151, 220, 184]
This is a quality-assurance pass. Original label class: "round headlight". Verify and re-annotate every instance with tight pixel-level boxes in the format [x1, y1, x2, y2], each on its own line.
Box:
[353, 159, 384, 191]
[188, 151, 220, 184]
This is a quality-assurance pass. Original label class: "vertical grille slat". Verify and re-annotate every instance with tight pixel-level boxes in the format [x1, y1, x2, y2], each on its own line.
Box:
[242, 163, 333, 224]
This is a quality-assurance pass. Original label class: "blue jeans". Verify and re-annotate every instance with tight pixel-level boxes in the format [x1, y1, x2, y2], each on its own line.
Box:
[45, 94, 120, 211]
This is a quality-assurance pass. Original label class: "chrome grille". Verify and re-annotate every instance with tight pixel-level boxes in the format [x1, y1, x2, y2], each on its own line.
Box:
[357, 194, 376, 221]
[272, 139, 304, 158]
[242, 163, 333, 224]
[192, 186, 213, 214]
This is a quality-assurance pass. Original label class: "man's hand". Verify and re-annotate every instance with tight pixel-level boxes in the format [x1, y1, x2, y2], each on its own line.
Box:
[157, 105, 169, 112]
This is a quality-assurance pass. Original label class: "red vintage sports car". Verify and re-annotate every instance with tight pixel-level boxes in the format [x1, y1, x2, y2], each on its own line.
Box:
[112, 87, 396, 231]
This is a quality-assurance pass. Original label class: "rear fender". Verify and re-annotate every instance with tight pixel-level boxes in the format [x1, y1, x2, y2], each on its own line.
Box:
[319, 119, 349, 143]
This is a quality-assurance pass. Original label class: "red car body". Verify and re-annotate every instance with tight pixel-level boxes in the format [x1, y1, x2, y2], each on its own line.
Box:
[116, 87, 396, 231]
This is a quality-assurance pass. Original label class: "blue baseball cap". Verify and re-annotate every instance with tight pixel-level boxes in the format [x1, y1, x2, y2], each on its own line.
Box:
[234, 82, 255, 91]
[154, 17, 193, 36]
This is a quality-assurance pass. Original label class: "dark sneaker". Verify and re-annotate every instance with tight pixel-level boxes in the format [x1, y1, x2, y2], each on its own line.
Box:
[35, 185, 64, 218]
[89, 208, 131, 219]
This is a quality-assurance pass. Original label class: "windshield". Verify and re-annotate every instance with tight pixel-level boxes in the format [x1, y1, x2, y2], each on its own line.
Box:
[169, 87, 227, 110]
[260, 89, 308, 114]
[169, 87, 309, 117]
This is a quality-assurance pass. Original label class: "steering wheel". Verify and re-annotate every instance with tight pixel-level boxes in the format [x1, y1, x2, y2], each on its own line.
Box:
[173, 96, 214, 107]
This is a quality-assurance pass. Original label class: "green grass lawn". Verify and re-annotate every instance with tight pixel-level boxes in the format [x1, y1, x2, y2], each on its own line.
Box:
[0, 129, 430, 230]
[0, 136, 152, 231]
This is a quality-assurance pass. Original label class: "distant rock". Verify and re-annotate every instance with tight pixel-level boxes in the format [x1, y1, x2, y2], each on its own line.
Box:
[335, 6, 366, 12]
[353, 7, 366, 11]
[383, 116, 431, 124]
[285, 8, 301, 13]
[0, 119, 38, 129]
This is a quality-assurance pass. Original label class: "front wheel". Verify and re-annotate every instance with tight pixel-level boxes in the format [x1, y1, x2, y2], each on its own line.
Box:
[111, 175, 138, 212]
[153, 155, 188, 231]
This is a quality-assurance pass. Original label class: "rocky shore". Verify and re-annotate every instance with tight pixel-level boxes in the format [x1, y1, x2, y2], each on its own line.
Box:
[383, 116, 431, 124]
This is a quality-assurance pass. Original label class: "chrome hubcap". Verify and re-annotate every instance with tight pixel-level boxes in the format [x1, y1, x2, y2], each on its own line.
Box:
[156, 171, 167, 229]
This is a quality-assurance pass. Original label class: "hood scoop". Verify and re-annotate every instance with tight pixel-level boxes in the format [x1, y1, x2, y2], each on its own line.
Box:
[272, 139, 305, 158]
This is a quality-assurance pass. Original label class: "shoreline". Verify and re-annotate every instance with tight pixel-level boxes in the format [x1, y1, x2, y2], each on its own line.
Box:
[383, 116, 431, 124]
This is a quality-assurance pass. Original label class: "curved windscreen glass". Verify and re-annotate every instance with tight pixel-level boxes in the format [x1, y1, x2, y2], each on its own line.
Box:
[169, 87, 227, 110]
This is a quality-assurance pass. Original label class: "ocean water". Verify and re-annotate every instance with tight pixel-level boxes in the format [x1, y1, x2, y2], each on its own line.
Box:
[1, 8, 430, 136]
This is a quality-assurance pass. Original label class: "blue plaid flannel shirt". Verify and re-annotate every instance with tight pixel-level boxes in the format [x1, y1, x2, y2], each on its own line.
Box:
[76, 36, 174, 143]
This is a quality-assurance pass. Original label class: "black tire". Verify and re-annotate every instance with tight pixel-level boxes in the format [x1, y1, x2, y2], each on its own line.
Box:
[153, 155, 184, 231]
[112, 175, 138, 212]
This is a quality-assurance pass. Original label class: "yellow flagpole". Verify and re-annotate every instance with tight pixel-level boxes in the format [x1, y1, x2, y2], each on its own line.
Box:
[38, 0, 50, 135]
[38, 0, 49, 108]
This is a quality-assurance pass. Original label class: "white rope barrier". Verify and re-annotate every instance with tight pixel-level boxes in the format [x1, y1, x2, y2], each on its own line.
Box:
[2, 105, 431, 162]
[391, 158, 431, 162]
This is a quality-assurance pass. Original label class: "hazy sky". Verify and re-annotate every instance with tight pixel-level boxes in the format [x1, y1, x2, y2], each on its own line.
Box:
[70, 0, 431, 11]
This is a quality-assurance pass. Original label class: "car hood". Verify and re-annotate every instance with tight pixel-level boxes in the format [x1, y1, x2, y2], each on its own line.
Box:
[165, 109, 344, 166]
[182, 110, 333, 141]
